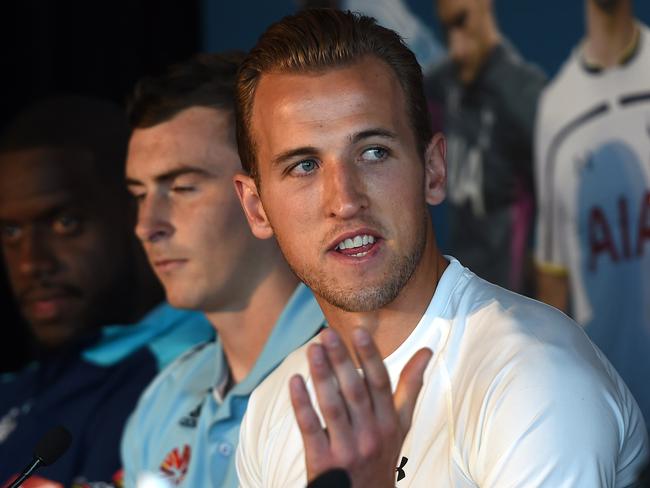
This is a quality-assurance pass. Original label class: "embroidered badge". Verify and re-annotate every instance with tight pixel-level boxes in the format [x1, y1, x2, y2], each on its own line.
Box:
[159, 445, 191, 485]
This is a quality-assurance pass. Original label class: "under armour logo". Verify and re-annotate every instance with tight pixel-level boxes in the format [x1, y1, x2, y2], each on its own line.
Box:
[396, 456, 408, 482]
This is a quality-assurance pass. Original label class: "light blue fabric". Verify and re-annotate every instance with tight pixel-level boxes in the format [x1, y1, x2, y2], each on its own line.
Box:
[120, 284, 325, 488]
[83, 303, 215, 370]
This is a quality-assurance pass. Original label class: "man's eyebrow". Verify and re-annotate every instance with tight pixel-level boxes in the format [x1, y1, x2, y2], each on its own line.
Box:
[350, 128, 397, 144]
[0, 200, 83, 224]
[272, 147, 320, 167]
[125, 166, 211, 187]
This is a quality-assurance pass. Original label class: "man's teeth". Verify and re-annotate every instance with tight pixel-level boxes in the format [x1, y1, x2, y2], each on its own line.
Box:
[336, 234, 376, 250]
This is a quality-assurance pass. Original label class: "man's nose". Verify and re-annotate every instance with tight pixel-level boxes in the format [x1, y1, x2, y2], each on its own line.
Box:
[18, 228, 58, 279]
[448, 30, 468, 64]
[322, 161, 369, 219]
[134, 193, 174, 244]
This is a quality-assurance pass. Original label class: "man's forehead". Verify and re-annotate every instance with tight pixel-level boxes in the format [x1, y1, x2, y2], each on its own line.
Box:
[437, 0, 474, 24]
[126, 106, 239, 181]
[0, 147, 95, 211]
[254, 56, 402, 100]
[251, 58, 408, 145]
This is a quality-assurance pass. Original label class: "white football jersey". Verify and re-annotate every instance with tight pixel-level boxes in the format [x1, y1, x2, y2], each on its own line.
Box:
[535, 23, 650, 427]
[237, 259, 648, 487]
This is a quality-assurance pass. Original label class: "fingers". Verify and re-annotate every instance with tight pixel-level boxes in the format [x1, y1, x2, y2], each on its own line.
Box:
[306, 342, 355, 450]
[393, 347, 432, 431]
[320, 330, 374, 431]
[289, 374, 330, 467]
[296, 328, 432, 468]
[352, 328, 397, 426]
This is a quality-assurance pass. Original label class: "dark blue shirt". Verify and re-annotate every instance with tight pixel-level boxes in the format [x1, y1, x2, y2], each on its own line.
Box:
[0, 303, 213, 487]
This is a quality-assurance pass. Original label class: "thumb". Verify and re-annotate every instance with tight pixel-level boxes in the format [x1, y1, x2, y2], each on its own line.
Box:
[393, 348, 433, 432]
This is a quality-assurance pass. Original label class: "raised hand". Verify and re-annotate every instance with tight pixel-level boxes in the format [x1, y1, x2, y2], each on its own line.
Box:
[289, 327, 432, 488]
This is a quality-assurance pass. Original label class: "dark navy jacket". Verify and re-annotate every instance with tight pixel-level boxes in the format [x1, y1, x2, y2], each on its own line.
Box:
[0, 303, 213, 487]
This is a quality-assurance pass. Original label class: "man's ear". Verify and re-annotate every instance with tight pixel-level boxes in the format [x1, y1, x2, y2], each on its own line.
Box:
[423, 132, 447, 206]
[233, 173, 274, 239]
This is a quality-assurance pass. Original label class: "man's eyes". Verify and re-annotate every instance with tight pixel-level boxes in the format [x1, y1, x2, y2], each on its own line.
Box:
[171, 185, 197, 194]
[1, 224, 22, 244]
[359, 147, 389, 162]
[127, 183, 198, 203]
[288, 159, 319, 176]
[52, 214, 82, 235]
[287, 148, 389, 175]
[0, 215, 83, 243]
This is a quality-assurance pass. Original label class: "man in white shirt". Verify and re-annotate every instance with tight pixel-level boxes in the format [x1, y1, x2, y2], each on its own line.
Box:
[233, 9, 648, 487]
[535, 0, 650, 433]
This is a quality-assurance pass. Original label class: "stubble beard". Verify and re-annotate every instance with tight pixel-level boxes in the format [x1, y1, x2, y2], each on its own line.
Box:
[280, 211, 428, 313]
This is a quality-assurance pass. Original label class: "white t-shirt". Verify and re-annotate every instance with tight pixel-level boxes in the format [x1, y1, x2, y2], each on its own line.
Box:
[236, 259, 648, 487]
[534, 23, 650, 429]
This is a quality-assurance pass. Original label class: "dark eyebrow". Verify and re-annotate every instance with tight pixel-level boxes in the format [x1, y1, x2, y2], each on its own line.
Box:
[0, 199, 83, 225]
[271, 146, 320, 168]
[271, 129, 397, 168]
[125, 166, 212, 188]
[350, 128, 397, 144]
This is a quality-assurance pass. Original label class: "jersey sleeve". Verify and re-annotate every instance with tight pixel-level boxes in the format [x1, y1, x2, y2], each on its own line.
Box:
[534, 89, 569, 275]
[470, 340, 648, 487]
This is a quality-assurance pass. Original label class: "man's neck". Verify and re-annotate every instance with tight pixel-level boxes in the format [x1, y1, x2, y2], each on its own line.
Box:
[584, 0, 636, 69]
[319, 237, 447, 361]
[205, 263, 299, 385]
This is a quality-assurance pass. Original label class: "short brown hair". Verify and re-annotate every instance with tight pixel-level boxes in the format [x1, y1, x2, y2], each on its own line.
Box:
[235, 8, 432, 180]
[129, 51, 245, 130]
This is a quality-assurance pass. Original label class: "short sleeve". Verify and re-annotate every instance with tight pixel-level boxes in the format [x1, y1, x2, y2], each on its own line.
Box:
[471, 343, 647, 487]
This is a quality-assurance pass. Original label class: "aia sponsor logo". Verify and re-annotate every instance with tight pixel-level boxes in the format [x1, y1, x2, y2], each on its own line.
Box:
[160, 445, 191, 485]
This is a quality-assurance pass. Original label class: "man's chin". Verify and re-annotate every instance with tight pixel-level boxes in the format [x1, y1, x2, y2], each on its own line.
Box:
[165, 290, 207, 312]
[312, 281, 402, 313]
[29, 320, 83, 350]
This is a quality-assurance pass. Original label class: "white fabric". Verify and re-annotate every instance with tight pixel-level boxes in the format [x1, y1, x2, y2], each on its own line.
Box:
[534, 23, 650, 325]
[237, 259, 648, 487]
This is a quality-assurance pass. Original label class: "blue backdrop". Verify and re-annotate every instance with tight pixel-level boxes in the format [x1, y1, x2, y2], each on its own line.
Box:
[202, 0, 650, 77]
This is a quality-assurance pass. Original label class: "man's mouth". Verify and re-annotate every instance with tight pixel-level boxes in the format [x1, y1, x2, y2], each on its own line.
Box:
[333, 234, 378, 257]
[153, 258, 188, 273]
[22, 291, 77, 321]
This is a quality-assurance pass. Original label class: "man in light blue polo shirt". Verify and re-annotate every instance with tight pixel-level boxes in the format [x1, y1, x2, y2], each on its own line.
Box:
[119, 52, 324, 487]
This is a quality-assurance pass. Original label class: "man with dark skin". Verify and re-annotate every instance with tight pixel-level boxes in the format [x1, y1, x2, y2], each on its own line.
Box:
[0, 96, 211, 486]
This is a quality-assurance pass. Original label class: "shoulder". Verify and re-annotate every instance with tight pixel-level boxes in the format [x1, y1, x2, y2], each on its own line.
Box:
[443, 276, 648, 484]
[446, 272, 630, 403]
[537, 49, 585, 131]
[453, 276, 603, 372]
[447, 277, 648, 476]
[248, 339, 313, 417]
[142, 340, 215, 397]
[243, 338, 314, 443]
[496, 43, 547, 86]
[82, 303, 214, 371]
[238, 339, 315, 485]
[126, 341, 215, 431]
